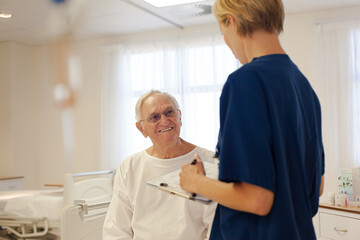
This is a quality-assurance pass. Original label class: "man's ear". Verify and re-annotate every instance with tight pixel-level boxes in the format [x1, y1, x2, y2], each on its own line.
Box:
[177, 109, 182, 127]
[136, 122, 147, 138]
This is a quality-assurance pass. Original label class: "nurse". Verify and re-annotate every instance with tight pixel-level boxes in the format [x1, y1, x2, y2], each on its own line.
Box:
[179, 0, 325, 239]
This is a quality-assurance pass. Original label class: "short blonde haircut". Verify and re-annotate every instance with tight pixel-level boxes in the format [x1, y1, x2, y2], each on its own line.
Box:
[213, 0, 284, 36]
[135, 90, 180, 122]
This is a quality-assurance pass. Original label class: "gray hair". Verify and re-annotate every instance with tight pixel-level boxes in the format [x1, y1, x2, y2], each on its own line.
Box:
[135, 90, 180, 122]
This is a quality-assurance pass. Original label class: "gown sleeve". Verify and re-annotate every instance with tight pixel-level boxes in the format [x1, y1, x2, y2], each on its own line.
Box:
[103, 164, 134, 240]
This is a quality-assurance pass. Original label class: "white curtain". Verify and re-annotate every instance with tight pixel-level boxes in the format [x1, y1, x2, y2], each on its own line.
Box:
[100, 35, 239, 169]
[313, 20, 360, 196]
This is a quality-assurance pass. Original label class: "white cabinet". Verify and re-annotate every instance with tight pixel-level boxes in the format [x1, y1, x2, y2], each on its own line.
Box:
[315, 203, 360, 240]
[0, 177, 24, 191]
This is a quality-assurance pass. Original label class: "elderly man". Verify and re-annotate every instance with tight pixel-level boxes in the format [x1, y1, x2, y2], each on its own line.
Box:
[103, 90, 216, 240]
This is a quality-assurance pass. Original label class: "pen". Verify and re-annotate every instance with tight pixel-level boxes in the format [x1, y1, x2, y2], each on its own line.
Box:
[158, 185, 195, 200]
[190, 159, 197, 197]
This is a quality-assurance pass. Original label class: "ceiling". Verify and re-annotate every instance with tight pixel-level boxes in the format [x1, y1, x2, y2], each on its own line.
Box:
[1, 0, 360, 45]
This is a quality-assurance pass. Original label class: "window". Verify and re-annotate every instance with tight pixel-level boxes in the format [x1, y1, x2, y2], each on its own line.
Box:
[351, 27, 360, 166]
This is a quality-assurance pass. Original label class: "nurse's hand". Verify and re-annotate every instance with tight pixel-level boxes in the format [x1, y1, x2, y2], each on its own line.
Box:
[179, 154, 205, 194]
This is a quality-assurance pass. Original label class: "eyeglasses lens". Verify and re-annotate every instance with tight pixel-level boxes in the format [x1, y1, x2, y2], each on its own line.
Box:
[147, 108, 176, 123]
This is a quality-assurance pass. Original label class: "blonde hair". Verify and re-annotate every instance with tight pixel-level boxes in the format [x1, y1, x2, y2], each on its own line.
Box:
[213, 0, 284, 36]
[135, 90, 180, 122]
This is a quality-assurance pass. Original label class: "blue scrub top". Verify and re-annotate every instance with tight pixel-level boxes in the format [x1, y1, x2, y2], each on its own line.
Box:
[210, 54, 324, 240]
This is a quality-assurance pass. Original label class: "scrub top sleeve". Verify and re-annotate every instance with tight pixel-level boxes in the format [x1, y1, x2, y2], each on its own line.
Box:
[103, 165, 134, 240]
[321, 145, 325, 175]
[318, 103, 325, 177]
[219, 71, 275, 193]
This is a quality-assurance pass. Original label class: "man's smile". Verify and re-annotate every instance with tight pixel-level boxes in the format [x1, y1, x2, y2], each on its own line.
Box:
[158, 127, 174, 133]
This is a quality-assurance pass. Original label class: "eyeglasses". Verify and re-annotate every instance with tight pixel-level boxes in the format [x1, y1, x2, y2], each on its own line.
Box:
[141, 107, 178, 123]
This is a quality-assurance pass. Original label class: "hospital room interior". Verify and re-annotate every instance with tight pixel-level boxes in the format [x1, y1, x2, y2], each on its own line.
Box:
[1, 0, 360, 239]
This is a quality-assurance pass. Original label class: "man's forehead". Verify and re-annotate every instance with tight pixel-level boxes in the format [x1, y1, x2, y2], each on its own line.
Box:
[142, 95, 174, 113]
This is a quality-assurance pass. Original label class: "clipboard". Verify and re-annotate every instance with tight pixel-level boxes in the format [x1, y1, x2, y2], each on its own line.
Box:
[146, 161, 218, 204]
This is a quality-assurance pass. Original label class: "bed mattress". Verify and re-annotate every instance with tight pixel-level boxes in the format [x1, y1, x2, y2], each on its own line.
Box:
[0, 189, 64, 221]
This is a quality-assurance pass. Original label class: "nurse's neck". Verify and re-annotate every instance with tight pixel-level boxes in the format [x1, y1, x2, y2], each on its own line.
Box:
[243, 29, 286, 63]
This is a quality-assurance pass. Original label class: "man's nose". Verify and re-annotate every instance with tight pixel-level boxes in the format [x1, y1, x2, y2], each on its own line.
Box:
[159, 113, 170, 124]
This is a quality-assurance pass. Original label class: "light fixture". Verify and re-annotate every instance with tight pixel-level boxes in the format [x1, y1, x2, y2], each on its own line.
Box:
[143, 0, 206, 8]
[0, 13, 12, 19]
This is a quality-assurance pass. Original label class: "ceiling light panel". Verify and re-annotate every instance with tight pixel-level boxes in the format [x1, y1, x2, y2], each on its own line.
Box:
[142, 0, 206, 7]
[0, 13, 12, 18]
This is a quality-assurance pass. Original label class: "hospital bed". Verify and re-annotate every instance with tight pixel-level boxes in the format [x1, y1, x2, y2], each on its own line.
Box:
[0, 169, 115, 239]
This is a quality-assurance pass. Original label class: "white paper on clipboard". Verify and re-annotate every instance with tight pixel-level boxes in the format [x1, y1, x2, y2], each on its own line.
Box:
[146, 161, 218, 204]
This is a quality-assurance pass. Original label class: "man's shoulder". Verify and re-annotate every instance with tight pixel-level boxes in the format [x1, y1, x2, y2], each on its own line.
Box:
[194, 146, 214, 154]
[194, 146, 215, 163]
[120, 150, 146, 168]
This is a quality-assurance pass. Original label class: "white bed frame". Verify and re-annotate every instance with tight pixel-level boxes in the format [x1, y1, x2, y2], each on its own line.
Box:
[0, 169, 115, 240]
[0, 216, 49, 239]
[61, 201, 110, 240]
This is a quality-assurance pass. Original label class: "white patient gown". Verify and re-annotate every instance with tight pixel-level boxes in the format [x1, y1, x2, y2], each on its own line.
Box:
[103, 146, 217, 240]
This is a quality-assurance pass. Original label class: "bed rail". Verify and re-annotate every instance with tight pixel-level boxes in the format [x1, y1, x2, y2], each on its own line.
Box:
[0, 216, 49, 238]
[71, 169, 116, 178]
[74, 200, 110, 222]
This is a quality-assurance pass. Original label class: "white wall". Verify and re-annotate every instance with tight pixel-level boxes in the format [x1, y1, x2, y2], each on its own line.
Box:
[1, 6, 359, 190]
[32, 45, 65, 187]
[11, 43, 37, 189]
[0, 42, 37, 189]
[70, 39, 103, 172]
[0, 43, 13, 176]
[30, 40, 104, 187]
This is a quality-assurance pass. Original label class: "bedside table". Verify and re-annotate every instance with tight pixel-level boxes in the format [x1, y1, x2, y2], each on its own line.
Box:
[314, 203, 360, 240]
[0, 176, 24, 191]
